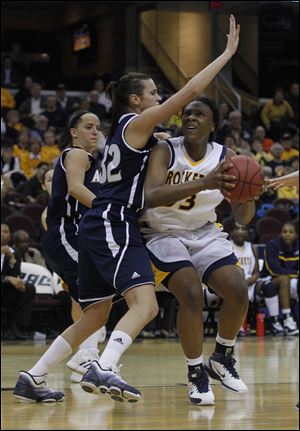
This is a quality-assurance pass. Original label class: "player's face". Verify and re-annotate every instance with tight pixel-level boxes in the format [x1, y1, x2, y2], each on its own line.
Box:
[281, 224, 297, 246]
[43, 169, 54, 195]
[231, 227, 247, 246]
[73, 113, 101, 153]
[182, 101, 214, 143]
[139, 79, 161, 111]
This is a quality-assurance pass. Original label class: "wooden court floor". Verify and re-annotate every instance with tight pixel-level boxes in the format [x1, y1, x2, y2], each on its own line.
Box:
[1, 337, 299, 430]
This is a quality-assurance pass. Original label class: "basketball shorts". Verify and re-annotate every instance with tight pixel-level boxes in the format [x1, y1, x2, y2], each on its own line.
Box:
[41, 220, 80, 301]
[144, 222, 238, 288]
[78, 203, 155, 310]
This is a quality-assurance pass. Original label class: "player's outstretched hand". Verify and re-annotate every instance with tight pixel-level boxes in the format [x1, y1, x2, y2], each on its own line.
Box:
[225, 15, 240, 57]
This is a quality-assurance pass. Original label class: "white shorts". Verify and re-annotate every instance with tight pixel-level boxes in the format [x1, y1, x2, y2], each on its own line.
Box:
[144, 222, 238, 287]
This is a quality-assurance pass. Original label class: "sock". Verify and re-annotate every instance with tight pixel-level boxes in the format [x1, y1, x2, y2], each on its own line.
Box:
[185, 355, 203, 377]
[79, 329, 100, 353]
[98, 330, 132, 369]
[271, 315, 280, 322]
[28, 336, 72, 381]
[282, 308, 291, 318]
[215, 334, 236, 356]
[265, 296, 280, 317]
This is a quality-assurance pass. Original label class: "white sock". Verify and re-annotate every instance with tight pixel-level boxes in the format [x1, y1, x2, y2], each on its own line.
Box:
[216, 334, 236, 347]
[185, 355, 203, 366]
[98, 330, 132, 369]
[79, 329, 100, 352]
[28, 336, 72, 379]
[265, 296, 280, 317]
[282, 308, 291, 316]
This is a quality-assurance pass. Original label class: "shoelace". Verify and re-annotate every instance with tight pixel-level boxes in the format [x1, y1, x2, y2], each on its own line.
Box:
[220, 355, 239, 379]
[193, 371, 209, 393]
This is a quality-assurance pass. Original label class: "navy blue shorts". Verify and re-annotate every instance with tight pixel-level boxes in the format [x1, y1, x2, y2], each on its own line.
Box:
[41, 220, 79, 301]
[78, 203, 154, 310]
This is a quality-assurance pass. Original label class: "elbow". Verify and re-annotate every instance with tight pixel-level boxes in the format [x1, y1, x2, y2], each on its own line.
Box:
[68, 187, 78, 199]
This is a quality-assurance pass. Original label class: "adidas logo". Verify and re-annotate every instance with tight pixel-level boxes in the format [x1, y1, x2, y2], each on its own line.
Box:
[113, 337, 124, 345]
[131, 272, 140, 279]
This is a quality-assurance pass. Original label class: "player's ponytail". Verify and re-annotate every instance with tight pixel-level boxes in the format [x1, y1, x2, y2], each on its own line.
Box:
[57, 110, 90, 150]
[107, 72, 151, 139]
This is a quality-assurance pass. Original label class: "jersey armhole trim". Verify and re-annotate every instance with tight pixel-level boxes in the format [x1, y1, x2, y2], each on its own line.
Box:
[165, 139, 175, 169]
[121, 114, 151, 154]
[219, 145, 227, 161]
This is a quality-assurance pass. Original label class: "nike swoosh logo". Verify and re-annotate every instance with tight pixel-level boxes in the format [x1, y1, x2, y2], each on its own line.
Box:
[212, 363, 225, 378]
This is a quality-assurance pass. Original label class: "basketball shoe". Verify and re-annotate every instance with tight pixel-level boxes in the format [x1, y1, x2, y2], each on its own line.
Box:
[204, 351, 248, 393]
[80, 361, 142, 402]
[13, 371, 64, 402]
[188, 364, 215, 405]
[283, 315, 299, 336]
[270, 319, 285, 336]
[66, 348, 99, 377]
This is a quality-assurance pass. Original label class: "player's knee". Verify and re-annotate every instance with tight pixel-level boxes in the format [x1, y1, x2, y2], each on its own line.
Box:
[225, 280, 248, 309]
[144, 302, 159, 322]
[178, 285, 203, 312]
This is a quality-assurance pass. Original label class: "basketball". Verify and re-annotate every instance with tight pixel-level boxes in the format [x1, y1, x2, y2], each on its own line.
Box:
[226, 155, 264, 203]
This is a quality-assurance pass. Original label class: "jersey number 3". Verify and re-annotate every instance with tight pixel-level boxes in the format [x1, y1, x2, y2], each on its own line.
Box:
[99, 144, 122, 184]
[179, 194, 196, 210]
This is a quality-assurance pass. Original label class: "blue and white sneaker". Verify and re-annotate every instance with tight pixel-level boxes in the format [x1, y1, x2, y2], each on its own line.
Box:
[13, 371, 64, 402]
[204, 352, 248, 393]
[188, 364, 215, 405]
[80, 361, 142, 403]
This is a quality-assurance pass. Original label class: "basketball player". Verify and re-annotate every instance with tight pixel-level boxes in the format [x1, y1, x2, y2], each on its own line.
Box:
[140, 97, 258, 404]
[13, 15, 240, 403]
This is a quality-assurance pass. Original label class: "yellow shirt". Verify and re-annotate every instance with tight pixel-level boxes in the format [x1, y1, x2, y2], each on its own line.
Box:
[261, 100, 294, 128]
[1, 88, 16, 109]
[280, 149, 299, 161]
[19, 152, 47, 179]
[277, 186, 299, 200]
[41, 146, 61, 164]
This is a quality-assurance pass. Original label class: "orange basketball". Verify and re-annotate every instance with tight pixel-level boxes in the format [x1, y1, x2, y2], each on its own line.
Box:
[226, 155, 264, 203]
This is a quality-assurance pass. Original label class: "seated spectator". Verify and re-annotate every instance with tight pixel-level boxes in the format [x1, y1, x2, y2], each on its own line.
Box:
[223, 134, 238, 152]
[1, 223, 35, 340]
[30, 114, 49, 142]
[218, 101, 231, 129]
[1, 141, 21, 175]
[18, 82, 47, 127]
[56, 83, 79, 114]
[40, 130, 61, 164]
[88, 90, 106, 121]
[266, 142, 288, 177]
[250, 138, 273, 165]
[215, 109, 251, 145]
[14, 76, 33, 109]
[13, 128, 31, 160]
[1, 55, 21, 89]
[252, 125, 274, 153]
[19, 138, 47, 179]
[41, 95, 67, 130]
[280, 133, 299, 162]
[260, 88, 294, 141]
[13, 230, 45, 267]
[260, 222, 299, 335]
[18, 162, 50, 203]
[4, 109, 25, 142]
[93, 77, 112, 116]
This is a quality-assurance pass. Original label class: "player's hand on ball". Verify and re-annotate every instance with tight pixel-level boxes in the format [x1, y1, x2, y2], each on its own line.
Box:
[202, 159, 237, 197]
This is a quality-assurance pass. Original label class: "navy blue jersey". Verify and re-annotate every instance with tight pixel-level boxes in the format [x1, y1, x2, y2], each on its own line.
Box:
[47, 146, 100, 227]
[261, 237, 299, 278]
[93, 113, 158, 213]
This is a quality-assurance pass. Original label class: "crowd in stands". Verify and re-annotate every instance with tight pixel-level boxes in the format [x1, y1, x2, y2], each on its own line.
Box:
[1, 53, 299, 340]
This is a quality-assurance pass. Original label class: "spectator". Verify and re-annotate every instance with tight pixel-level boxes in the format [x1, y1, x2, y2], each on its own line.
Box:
[250, 138, 272, 166]
[1, 141, 20, 175]
[1, 223, 35, 340]
[280, 133, 299, 162]
[13, 129, 31, 159]
[19, 138, 47, 179]
[18, 82, 47, 127]
[215, 109, 251, 147]
[276, 166, 299, 201]
[218, 101, 231, 129]
[14, 76, 33, 109]
[223, 133, 238, 152]
[40, 130, 61, 164]
[260, 87, 294, 141]
[1, 87, 16, 116]
[89, 90, 106, 121]
[93, 77, 112, 116]
[252, 125, 274, 153]
[55, 83, 79, 114]
[18, 162, 50, 204]
[260, 222, 299, 335]
[41, 95, 67, 129]
[30, 114, 49, 143]
[1, 55, 21, 89]
[13, 230, 45, 267]
[4, 109, 24, 142]
[266, 142, 288, 177]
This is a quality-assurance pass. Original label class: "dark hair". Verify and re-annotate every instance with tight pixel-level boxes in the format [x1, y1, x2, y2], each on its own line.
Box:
[57, 110, 90, 150]
[183, 96, 219, 142]
[41, 166, 54, 186]
[106, 72, 151, 138]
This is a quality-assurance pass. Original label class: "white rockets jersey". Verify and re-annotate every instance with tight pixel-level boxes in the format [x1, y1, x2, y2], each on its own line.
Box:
[232, 241, 255, 279]
[140, 136, 227, 232]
